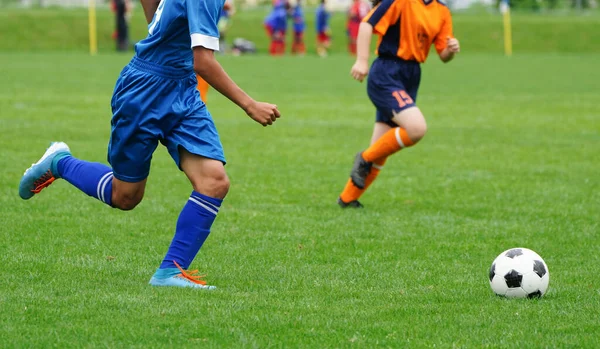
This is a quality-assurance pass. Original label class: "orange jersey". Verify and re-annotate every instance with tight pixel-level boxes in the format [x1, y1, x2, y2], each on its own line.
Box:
[363, 0, 453, 62]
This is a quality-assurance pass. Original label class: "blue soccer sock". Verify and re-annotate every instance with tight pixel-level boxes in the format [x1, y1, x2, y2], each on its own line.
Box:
[56, 156, 113, 206]
[160, 191, 222, 270]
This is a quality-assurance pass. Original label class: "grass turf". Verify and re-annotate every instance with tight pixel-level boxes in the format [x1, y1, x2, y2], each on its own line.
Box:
[0, 52, 599, 347]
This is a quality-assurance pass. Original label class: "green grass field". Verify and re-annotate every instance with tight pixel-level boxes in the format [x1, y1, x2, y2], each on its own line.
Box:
[1, 51, 599, 347]
[1, 5, 600, 346]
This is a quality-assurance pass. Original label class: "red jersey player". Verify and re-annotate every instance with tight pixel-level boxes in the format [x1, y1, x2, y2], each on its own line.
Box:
[347, 0, 370, 55]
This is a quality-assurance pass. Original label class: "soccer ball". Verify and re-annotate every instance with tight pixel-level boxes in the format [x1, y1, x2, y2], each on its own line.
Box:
[489, 247, 550, 298]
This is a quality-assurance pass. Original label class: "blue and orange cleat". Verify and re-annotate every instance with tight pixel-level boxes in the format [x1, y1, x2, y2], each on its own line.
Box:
[149, 261, 216, 290]
[19, 142, 71, 200]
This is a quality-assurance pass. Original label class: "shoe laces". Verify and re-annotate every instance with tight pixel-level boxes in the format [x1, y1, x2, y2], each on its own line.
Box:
[173, 261, 208, 285]
[31, 170, 56, 193]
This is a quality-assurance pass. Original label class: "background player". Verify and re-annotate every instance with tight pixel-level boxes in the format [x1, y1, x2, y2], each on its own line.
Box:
[218, 0, 236, 53]
[315, 0, 331, 57]
[264, 0, 289, 56]
[19, 0, 281, 288]
[337, 0, 460, 208]
[347, 0, 369, 56]
[290, 0, 306, 55]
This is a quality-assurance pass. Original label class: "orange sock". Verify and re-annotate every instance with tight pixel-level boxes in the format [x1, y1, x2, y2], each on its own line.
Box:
[340, 157, 387, 203]
[196, 75, 209, 103]
[362, 128, 414, 162]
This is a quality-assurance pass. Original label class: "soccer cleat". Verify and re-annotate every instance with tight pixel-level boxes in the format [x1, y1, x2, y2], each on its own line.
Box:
[337, 197, 364, 209]
[349, 151, 372, 189]
[19, 142, 71, 200]
[149, 261, 216, 290]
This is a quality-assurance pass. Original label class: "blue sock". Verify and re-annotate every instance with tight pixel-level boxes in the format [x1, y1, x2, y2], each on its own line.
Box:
[56, 156, 113, 206]
[160, 191, 222, 270]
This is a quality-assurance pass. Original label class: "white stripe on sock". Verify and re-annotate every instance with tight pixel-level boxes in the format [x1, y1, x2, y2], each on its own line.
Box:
[189, 197, 219, 216]
[193, 195, 220, 212]
[99, 172, 113, 203]
[373, 164, 384, 170]
[97, 172, 113, 203]
[395, 127, 405, 149]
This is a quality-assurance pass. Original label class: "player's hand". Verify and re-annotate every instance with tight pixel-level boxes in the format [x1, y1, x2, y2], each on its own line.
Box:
[351, 59, 369, 82]
[246, 101, 281, 126]
[446, 36, 460, 53]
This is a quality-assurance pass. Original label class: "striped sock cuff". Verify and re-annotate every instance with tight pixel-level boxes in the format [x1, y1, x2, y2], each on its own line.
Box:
[189, 192, 222, 216]
[96, 171, 113, 205]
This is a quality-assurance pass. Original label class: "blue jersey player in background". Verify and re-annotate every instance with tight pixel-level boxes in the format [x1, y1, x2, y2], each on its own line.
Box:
[18, 0, 281, 289]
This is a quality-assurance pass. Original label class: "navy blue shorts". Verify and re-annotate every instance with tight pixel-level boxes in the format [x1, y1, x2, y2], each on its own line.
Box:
[367, 57, 421, 127]
[108, 57, 225, 183]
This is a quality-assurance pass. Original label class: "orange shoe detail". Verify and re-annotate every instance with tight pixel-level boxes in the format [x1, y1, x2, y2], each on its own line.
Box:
[31, 170, 56, 194]
[173, 261, 208, 286]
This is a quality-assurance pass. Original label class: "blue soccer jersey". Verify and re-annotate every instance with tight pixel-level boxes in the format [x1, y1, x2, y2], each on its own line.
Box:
[134, 0, 225, 70]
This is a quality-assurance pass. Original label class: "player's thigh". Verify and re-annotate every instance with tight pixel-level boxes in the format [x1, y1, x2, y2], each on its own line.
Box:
[110, 67, 163, 183]
[164, 104, 228, 198]
[179, 148, 229, 199]
[367, 61, 418, 128]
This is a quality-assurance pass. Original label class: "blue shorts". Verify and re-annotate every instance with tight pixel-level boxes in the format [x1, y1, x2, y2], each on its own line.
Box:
[367, 57, 421, 127]
[108, 57, 225, 183]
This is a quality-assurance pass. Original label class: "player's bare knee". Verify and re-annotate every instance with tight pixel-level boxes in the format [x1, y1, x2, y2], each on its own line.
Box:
[112, 192, 143, 211]
[406, 121, 427, 144]
[211, 175, 230, 199]
[191, 173, 230, 199]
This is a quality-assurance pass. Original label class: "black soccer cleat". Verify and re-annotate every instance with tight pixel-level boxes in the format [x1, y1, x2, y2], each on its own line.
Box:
[349, 151, 372, 189]
[337, 197, 364, 209]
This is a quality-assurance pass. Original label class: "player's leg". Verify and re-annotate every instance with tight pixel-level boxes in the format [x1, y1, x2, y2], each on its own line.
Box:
[350, 108, 424, 189]
[292, 32, 305, 55]
[338, 122, 391, 207]
[316, 33, 327, 57]
[149, 100, 226, 289]
[348, 29, 357, 56]
[265, 24, 274, 55]
[149, 150, 227, 290]
[349, 60, 424, 189]
[21, 65, 164, 209]
[56, 152, 147, 210]
[274, 30, 286, 55]
[18, 141, 144, 210]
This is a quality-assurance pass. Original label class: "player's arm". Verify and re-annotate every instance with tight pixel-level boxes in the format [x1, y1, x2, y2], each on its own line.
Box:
[439, 37, 460, 63]
[188, 0, 280, 126]
[435, 10, 460, 63]
[351, 0, 400, 82]
[193, 48, 280, 126]
[140, 0, 160, 24]
[350, 22, 374, 82]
